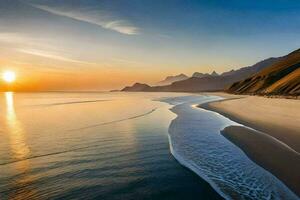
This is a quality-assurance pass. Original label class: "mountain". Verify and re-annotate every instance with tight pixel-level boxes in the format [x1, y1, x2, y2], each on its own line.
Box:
[121, 83, 151, 92]
[156, 73, 189, 86]
[192, 72, 210, 78]
[147, 76, 237, 92]
[121, 56, 282, 92]
[228, 49, 300, 96]
[211, 71, 219, 76]
[192, 71, 219, 78]
[221, 57, 281, 78]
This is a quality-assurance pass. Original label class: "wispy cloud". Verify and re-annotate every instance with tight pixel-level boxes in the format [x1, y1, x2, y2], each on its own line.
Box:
[10, 60, 79, 73]
[31, 4, 140, 35]
[0, 32, 58, 51]
[0, 32, 38, 44]
[18, 48, 97, 65]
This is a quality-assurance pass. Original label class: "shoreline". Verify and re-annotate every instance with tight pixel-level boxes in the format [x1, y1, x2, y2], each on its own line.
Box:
[167, 134, 229, 200]
[221, 126, 300, 197]
[200, 93, 300, 152]
[199, 93, 300, 197]
[164, 94, 298, 199]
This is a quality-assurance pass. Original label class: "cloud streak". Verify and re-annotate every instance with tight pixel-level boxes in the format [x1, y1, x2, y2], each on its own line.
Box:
[18, 48, 97, 65]
[0, 32, 97, 65]
[0, 32, 41, 45]
[31, 4, 140, 35]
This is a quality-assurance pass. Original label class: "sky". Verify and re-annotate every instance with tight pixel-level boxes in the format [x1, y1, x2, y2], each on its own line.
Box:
[0, 0, 300, 91]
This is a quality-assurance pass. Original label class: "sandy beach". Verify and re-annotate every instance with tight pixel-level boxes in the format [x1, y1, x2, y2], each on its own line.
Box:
[203, 94, 300, 152]
[201, 94, 300, 196]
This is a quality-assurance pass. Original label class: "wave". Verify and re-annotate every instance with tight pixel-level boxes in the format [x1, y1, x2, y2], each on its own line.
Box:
[167, 134, 230, 200]
[163, 95, 298, 200]
[69, 108, 157, 131]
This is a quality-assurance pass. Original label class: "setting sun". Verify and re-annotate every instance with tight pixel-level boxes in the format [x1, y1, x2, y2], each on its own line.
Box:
[0, 1, 299, 199]
[2, 71, 16, 83]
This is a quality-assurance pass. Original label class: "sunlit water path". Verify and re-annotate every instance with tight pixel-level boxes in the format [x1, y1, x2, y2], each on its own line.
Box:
[0, 92, 221, 200]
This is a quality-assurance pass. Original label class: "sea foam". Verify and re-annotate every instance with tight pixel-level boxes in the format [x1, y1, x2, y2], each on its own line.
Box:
[161, 95, 298, 200]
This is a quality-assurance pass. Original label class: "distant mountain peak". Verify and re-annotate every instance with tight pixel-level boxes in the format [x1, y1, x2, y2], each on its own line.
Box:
[165, 73, 188, 80]
[156, 73, 189, 86]
[132, 82, 147, 87]
[178, 73, 188, 77]
[211, 71, 219, 76]
[121, 51, 287, 93]
[121, 82, 151, 91]
[192, 72, 209, 78]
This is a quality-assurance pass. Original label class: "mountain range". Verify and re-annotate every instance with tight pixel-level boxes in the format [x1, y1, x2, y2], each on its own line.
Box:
[192, 71, 219, 78]
[122, 49, 299, 96]
[156, 71, 220, 86]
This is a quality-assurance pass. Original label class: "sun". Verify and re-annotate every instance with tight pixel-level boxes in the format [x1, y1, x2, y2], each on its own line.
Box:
[2, 71, 16, 83]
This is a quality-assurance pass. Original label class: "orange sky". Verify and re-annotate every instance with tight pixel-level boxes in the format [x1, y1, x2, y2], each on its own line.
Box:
[0, 51, 231, 91]
[1, 0, 299, 91]
[0, 65, 167, 92]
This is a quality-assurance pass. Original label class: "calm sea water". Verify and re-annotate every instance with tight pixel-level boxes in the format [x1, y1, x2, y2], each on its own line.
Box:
[0, 92, 221, 200]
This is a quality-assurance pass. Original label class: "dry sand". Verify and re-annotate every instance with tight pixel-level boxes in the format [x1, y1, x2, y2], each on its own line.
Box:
[203, 94, 300, 152]
[221, 126, 300, 197]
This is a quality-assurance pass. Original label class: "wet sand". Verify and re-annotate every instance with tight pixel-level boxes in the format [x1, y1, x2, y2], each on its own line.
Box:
[200, 94, 300, 197]
[221, 126, 300, 197]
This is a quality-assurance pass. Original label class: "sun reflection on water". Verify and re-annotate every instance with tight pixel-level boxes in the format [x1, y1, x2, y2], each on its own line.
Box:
[5, 92, 37, 199]
[5, 92, 30, 160]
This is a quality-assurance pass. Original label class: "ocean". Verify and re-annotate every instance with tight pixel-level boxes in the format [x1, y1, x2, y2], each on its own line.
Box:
[0, 92, 221, 200]
[0, 92, 297, 200]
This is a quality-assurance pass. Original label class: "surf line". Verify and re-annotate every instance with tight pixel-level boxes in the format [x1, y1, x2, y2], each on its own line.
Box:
[68, 108, 157, 131]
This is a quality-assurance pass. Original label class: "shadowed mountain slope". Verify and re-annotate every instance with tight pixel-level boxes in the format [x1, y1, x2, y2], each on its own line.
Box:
[228, 49, 300, 96]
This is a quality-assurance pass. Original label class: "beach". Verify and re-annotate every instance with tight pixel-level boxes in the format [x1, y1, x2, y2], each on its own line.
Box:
[221, 126, 300, 196]
[203, 94, 300, 152]
[164, 95, 297, 199]
[202, 94, 300, 196]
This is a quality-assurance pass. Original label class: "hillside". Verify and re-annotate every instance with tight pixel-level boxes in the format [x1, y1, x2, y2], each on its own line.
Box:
[228, 49, 300, 96]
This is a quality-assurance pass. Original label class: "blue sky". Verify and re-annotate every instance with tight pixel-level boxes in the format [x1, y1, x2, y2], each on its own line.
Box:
[0, 0, 300, 90]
